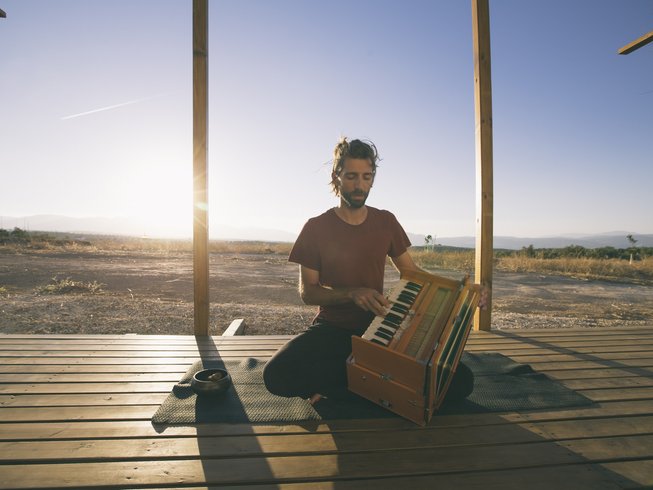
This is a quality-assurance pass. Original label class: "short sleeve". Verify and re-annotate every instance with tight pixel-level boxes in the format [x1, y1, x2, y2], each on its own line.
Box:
[288, 219, 322, 271]
[386, 212, 411, 258]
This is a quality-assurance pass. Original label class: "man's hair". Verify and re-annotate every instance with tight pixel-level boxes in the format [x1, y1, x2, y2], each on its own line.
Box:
[330, 137, 380, 196]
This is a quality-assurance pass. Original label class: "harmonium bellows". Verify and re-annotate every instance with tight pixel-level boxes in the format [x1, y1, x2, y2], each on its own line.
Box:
[346, 269, 482, 425]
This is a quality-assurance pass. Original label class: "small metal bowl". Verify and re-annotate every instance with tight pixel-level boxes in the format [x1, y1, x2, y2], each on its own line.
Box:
[191, 368, 232, 397]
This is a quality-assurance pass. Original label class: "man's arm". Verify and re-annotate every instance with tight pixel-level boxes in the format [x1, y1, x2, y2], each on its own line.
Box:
[298, 265, 389, 316]
[390, 250, 423, 274]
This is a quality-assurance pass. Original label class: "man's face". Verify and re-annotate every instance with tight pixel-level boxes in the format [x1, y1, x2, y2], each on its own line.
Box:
[336, 157, 375, 209]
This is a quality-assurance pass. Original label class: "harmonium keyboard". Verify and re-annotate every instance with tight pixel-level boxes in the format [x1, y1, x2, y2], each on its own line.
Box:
[346, 269, 482, 425]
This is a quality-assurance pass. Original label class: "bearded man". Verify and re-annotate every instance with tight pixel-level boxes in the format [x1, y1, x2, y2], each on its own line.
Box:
[263, 137, 474, 405]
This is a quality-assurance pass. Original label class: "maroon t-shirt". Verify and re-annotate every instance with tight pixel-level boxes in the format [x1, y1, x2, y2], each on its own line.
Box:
[289, 207, 411, 331]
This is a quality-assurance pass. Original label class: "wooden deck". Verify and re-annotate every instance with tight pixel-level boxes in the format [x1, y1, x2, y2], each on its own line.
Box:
[2, 327, 653, 489]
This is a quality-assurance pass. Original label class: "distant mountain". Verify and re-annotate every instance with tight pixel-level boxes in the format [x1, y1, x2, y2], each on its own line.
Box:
[410, 232, 653, 250]
[2, 215, 651, 249]
[0, 214, 296, 243]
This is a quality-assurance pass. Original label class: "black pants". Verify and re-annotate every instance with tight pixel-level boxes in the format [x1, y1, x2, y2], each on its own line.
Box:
[263, 321, 474, 402]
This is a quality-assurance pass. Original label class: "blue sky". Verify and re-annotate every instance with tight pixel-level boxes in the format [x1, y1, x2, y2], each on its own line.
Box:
[1, 0, 651, 239]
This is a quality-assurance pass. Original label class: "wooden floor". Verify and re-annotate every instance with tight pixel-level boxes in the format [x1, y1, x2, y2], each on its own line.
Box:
[2, 327, 653, 489]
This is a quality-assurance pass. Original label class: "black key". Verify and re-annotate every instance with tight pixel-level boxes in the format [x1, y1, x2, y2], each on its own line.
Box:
[382, 319, 399, 329]
[405, 281, 422, 292]
[377, 326, 395, 338]
[375, 331, 393, 342]
[397, 292, 416, 303]
[386, 312, 403, 324]
[391, 304, 408, 314]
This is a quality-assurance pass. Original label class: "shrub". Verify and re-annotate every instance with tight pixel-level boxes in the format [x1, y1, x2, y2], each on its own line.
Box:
[36, 277, 105, 295]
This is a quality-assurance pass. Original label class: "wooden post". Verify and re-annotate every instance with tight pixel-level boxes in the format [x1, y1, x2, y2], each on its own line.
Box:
[193, 0, 209, 335]
[472, 0, 493, 331]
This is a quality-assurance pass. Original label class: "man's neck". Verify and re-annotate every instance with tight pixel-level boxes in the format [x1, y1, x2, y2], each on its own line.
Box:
[334, 203, 368, 225]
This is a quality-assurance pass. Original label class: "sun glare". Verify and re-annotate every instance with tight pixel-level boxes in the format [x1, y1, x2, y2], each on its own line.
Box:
[122, 164, 193, 238]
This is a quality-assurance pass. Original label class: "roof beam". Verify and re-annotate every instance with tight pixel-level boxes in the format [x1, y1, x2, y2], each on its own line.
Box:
[618, 29, 653, 55]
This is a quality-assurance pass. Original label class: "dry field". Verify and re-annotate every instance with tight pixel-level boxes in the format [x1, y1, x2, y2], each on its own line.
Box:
[1, 242, 652, 335]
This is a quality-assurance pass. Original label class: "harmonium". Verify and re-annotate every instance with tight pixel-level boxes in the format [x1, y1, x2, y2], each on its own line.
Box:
[347, 269, 482, 425]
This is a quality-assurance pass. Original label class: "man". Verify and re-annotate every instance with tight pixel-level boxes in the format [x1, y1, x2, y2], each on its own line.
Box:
[263, 137, 474, 404]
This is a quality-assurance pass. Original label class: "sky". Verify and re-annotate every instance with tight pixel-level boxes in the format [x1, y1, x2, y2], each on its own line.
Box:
[0, 0, 651, 241]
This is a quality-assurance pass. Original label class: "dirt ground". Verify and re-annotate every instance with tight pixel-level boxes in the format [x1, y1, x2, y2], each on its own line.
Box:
[1, 250, 651, 335]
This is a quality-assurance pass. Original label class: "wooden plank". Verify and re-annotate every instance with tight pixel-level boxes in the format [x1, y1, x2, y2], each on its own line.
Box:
[0, 345, 280, 354]
[0, 462, 631, 489]
[470, 328, 653, 339]
[5, 370, 653, 395]
[0, 373, 185, 383]
[0, 349, 276, 364]
[467, 338, 653, 349]
[149, 467, 628, 490]
[602, 460, 653, 487]
[0, 382, 179, 394]
[468, 338, 653, 349]
[543, 367, 653, 380]
[465, 344, 653, 357]
[0, 334, 293, 341]
[0, 364, 191, 374]
[0, 405, 158, 421]
[514, 358, 653, 372]
[579, 386, 653, 402]
[529, 414, 653, 440]
[222, 318, 247, 336]
[157, 464, 635, 489]
[2, 397, 653, 425]
[503, 351, 653, 363]
[0, 418, 421, 441]
[0, 393, 167, 407]
[562, 376, 653, 390]
[0, 340, 288, 350]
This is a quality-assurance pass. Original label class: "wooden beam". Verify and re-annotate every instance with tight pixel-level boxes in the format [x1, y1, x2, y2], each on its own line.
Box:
[222, 319, 247, 336]
[193, 0, 209, 335]
[618, 30, 653, 55]
[472, 0, 494, 331]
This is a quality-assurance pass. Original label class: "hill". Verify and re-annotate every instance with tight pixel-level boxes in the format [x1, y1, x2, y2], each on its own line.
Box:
[2, 215, 651, 249]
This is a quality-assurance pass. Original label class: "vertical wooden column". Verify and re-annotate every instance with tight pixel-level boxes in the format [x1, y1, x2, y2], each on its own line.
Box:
[193, 0, 209, 335]
[472, 0, 493, 331]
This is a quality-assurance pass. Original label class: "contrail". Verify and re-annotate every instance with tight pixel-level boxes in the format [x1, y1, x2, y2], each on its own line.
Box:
[61, 93, 169, 120]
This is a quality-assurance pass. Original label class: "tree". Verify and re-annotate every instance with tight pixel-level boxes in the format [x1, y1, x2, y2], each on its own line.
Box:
[626, 234, 639, 264]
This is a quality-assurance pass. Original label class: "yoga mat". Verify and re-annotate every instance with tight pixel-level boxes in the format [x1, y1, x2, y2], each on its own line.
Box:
[151, 352, 593, 426]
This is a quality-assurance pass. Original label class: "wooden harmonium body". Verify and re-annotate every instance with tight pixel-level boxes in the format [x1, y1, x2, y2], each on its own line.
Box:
[346, 269, 482, 425]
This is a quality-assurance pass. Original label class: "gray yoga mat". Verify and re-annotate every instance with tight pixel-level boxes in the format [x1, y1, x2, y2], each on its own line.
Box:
[151, 352, 593, 426]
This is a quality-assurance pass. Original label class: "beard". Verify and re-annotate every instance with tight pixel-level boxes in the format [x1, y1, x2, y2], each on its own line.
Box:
[341, 190, 369, 209]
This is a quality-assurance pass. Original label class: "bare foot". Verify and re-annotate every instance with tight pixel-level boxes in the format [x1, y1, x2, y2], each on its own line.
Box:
[308, 393, 323, 405]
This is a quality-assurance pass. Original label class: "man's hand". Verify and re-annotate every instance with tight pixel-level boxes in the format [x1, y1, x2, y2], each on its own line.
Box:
[478, 286, 489, 310]
[348, 288, 390, 317]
